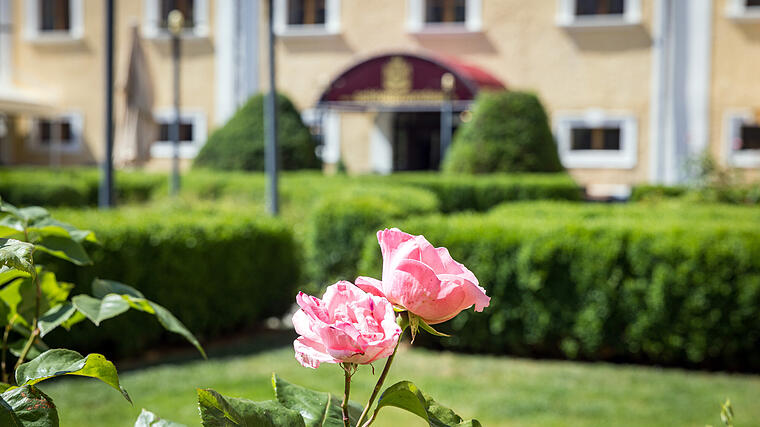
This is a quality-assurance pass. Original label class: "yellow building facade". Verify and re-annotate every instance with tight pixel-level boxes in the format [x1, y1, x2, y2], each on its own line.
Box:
[1, 0, 759, 190]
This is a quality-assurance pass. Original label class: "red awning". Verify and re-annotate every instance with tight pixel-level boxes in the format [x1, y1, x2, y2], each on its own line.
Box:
[317, 53, 505, 110]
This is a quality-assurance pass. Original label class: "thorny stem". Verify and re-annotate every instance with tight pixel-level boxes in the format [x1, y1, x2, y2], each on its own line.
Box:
[341, 363, 355, 427]
[356, 332, 403, 427]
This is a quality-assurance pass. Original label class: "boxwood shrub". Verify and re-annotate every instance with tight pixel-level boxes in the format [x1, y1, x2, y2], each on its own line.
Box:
[44, 203, 300, 358]
[0, 168, 164, 207]
[358, 202, 760, 371]
[308, 186, 439, 290]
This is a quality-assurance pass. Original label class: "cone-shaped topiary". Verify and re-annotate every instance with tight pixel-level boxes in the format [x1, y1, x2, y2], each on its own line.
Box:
[194, 93, 320, 171]
[443, 90, 563, 173]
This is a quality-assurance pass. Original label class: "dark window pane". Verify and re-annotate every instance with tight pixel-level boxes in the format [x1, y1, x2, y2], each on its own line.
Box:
[38, 119, 74, 145]
[160, 0, 195, 29]
[40, 0, 70, 31]
[39, 121, 51, 144]
[60, 121, 72, 142]
[576, 0, 624, 16]
[158, 120, 194, 143]
[571, 126, 621, 150]
[747, 0, 760, 7]
[740, 125, 760, 150]
[288, 0, 325, 25]
[426, 0, 466, 23]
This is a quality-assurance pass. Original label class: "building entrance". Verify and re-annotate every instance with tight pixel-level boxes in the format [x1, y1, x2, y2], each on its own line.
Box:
[392, 112, 443, 171]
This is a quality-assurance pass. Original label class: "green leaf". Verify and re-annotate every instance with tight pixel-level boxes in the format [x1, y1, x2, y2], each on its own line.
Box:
[9, 337, 48, 361]
[17, 207, 49, 224]
[0, 226, 22, 239]
[60, 310, 86, 331]
[419, 320, 451, 338]
[149, 301, 206, 359]
[134, 408, 186, 427]
[273, 374, 362, 427]
[197, 388, 305, 427]
[14, 348, 131, 403]
[38, 303, 76, 337]
[0, 276, 35, 328]
[0, 239, 34, 274]
[92, 279, 144, 299]
[34, 235, 92, 266]
[28, 218, 96, 244]
[0, 385, 58, 426]
[0, 267, 30, 288]
[373, 381, 481, 427]
[72, 294, 130, 326]
[0, 383, 12, 393]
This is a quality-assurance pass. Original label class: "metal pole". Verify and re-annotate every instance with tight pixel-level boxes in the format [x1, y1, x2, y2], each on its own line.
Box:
[439, 73, 454, 168]
[170, 30, 181, 195]
[265, 0, 279, 215]
[99, 0, 114, 208]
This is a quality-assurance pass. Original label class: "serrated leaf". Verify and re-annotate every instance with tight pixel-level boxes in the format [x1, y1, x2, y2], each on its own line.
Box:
[273, 374, 362, 427]
[92, 279, 145, 299]
[373, 381, 481, 427]
[15, 349, 130, 403]
[34, 235, 91, 266]
[197, 388, 305, 427]
[1, 385, 58, 426]
[134, 408, 186, 427]
[0, 239, 34, 274]
[72, 294, 130, 326]
[38, 303, 76, 337]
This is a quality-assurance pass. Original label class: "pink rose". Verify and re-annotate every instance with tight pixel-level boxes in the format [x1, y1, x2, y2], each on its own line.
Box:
[357, 228, 490, 325]
[293, 281, 402, 369]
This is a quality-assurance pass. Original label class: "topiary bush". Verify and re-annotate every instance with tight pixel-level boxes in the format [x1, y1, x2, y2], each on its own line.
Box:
[44, 202, 300, 358]
[194, 93, 320, 171]
[359, 201, 760, 371]
[443, 90, 563, 173]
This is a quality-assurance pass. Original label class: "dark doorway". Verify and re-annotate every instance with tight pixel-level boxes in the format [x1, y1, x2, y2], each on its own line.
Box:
[393, 112, 447, 171]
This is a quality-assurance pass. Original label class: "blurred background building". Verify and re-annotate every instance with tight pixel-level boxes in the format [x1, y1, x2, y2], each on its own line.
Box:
[0, 0, 759, 189]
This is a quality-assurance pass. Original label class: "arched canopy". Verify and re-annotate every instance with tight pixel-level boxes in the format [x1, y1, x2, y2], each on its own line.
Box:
[317, 53, 505, 111]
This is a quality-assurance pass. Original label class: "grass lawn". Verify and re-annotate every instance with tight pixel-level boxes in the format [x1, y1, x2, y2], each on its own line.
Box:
[39, 342, 760, 426]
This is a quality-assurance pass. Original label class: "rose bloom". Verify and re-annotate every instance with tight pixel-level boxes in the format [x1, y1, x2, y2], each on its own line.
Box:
[293, 281, 402, 369]
[357, 228, 490, 325]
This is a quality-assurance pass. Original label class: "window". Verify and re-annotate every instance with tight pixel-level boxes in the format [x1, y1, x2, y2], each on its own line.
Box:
[555, 111, 637, 169]
[24, 0, 83, 41]
[287, 0, 326, 25]
[570, 127, 621, 150]
[143, 0, 208, 38]
[406, 0, 481, 32]
[39, 0, 70, 32]
[151, 109, 206, 158]
[274, 0, 340, 36]
[747, 0, 760, 7]
[158, 0, 195, 30]
[28, 113, 83, 152]
[425, 0, 466, 24]
[574, 0, 624, 16]
[726, 0, 760, 19]
[724, 111, 760, 167]
[556, 0, 640, 28]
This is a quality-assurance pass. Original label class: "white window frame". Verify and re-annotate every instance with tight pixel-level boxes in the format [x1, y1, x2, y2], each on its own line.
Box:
[151, 109, 207, 159]
[273, 0, 341, 37]
[24, 0, 84, 43]
[554, 110, 637, 169]
[406, 0, 482, 33]
[27, 112, 84, 154]
[726, 0, 760, 20]
[142, 0, 210, 39]
[556, 0, 641, 29]
[723, 110, 760, 168]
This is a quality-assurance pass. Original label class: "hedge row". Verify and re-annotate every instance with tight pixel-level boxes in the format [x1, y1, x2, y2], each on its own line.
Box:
[307, 186, 439, 291]
[45, 202, 300, 358]
[631, 183, 760, 204]
[358, 202, 760, 371]
[0, 168, 164, 207]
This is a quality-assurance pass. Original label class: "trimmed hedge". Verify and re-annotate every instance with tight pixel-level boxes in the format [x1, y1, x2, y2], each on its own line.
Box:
[308, 186, 439, 290]
[0, 168, 164, 207]
[358, 202, 760, 371]
[364, 172, 581, 212]
[193, 93, 320, 171]
[631, 183, 760, 205]
[443, 91, 563, 173]
[44, 203, 300, 358]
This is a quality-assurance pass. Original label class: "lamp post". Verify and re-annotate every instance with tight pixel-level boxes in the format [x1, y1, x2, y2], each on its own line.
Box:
[265, 0, 279, 215]
[439, 72, 455, 168]
[168, 9, 183, 196]
[99, 0, 114, 208]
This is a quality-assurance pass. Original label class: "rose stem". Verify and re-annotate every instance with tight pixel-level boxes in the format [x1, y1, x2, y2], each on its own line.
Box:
[341, 363, 354, 427]
[356, 333, 402, 426]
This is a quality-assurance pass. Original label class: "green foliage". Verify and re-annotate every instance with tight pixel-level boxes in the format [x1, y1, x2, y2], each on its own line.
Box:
[359, 201, 760, 370]
[1, 385, 58, 426]
[308, 186, 439, 289]
[372, 381, 481, 427]
[194, 93, 320, 171]
[0, 168, 163, 207]
[47, 203, 300, 358]
[443, 91, 563, 173]
[630, 185, 689, 202]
